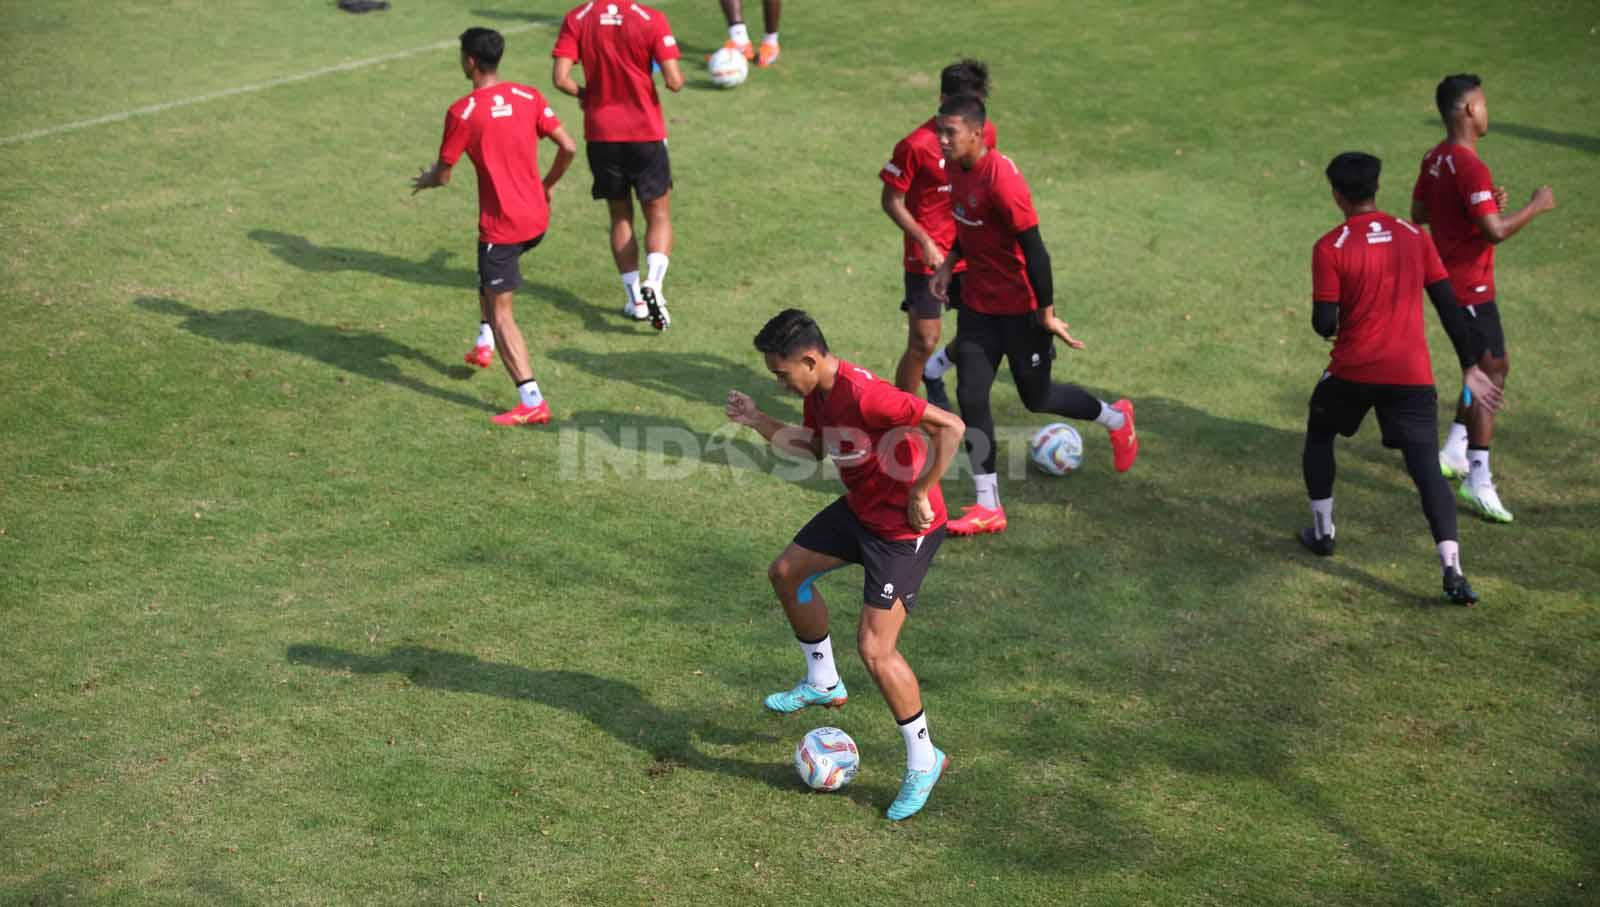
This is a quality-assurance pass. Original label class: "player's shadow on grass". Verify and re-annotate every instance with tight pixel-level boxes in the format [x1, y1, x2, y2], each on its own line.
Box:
[566, 408, 839, 492]
[548, 348, 780, 405]
[135, 297, 495, 414]
[1418, 119, 1600, 155]
[249, 229, 638, 335]
[466, 9, 564, 26]
[285, 644, 856, 800]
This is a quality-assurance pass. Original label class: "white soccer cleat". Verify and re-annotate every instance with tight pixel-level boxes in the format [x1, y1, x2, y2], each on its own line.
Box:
[1458, 481, 1514, 524]
[1439, 449, 1470, 480]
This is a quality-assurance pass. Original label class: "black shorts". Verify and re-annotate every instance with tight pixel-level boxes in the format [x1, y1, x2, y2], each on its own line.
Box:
[1464, 301, 1506, 359]
[792, 496, 945, 610]
[477, 235, 544, 292]
[901, 272, 963, 320]
[952, 305, 1055, 380]
[1307, 373, 1437, 449]
[587, 140, 672, 202]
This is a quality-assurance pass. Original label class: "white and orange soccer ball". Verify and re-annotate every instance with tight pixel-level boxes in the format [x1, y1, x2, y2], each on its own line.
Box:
[1029, 423, 1084, 476]
[794, 726, 860, 791]
[707, 46, 749, 89]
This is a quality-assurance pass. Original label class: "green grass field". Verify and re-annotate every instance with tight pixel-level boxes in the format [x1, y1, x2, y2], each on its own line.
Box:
[3, 1, 1598, 903]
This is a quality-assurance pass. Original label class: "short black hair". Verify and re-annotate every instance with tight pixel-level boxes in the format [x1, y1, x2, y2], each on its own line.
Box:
[938, 94, 986, 128]
[1325, 152, 1381, 204]
[753, 309, 829, 358]
[1435, 73, 1481, 121]
[460, 27, 504, 70]
[940, 59, 989, 99]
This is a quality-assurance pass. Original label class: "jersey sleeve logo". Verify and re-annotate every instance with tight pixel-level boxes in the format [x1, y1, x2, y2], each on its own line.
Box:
[883, 161, 902, 177]
[459, 96, 477, 119]
[1469, 190, 1493, 205]
[1333, 225, 1350, 248]
[662, 35, 676, 46]
[510, 87, 536, 101]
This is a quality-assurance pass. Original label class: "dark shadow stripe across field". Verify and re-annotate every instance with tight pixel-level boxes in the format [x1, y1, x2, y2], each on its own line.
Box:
[247, 229, 637, 335]
[547, 348, 784, 407]
[1417, 119, 1600, 156]
[135, 296, 495, 413]
[286, 644, 896, 808]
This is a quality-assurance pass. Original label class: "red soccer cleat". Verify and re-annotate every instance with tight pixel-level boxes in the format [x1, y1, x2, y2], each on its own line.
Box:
[491, 401, 550, 426]
[947, 504, 1007, 536]
[1108, 398, 1138, 473]
[464, 345, 494, 369]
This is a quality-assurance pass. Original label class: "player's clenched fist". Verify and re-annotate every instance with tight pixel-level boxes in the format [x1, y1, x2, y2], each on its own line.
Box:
[725, 389, 760, 426]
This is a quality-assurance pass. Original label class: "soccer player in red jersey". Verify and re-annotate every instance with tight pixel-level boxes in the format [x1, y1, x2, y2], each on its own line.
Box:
[1302, 152, 1504, 604]
[1412, 74, 1556, 523]
[552, 1, 684, 331]
[725, 309, 965, 820]
[711, 0, 781, 67]
[927, 95, 1137, 536]
[412, 28, 577, 426]
[880, 59, 996, 410]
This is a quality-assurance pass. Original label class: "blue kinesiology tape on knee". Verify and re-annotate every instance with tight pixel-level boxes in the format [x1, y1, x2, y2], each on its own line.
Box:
[795, 566, 845, 604]
[1462, 386, 1473, 406]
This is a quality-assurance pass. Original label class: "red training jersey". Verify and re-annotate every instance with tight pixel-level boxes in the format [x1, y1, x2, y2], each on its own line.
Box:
[552, 1, 681, 142]
[802, 360, 947, 541]
[1312, 210, 1450, 386]
[439, 83, 563, 244]
[1412, 141, 1498, 305]
[880, 118, 998, 275]
[948, 150, 1042, 315]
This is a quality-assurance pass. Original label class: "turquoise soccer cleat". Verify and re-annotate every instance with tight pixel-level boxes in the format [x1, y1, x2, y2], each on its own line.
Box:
[886, 748, 948, 821]
[763, 679, 848, 714]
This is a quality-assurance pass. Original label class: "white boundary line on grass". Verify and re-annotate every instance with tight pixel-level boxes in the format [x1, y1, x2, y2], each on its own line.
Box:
[0, 22, 548, 148]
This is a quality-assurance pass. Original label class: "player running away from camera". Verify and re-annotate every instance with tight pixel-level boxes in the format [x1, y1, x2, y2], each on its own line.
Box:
[412, 28, 577, 426]
[1302, 152, 1505, 604]
[1412, 74, 1556, 524]
[712, 0, 781, 67]
[880, 59, 996, 411]
[553, 1, 684, 331]
[928, 95, 1137, 536]
[725, 309, 966, 820]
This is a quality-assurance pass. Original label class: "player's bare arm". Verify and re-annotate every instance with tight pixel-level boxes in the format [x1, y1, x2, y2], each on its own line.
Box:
[543, 125, 579, 195]
[725, 390, 822, 459]
[880, 185, 943, 271]
[929, 240, 962, 300]
[1036, 306, 1087, 351]
[660, 58, 685, 92]
[552, 56, 583, 101]
[907, 403, 965, 533]
[411, 161, 453, 194]
[1473, 185, 1555, 244]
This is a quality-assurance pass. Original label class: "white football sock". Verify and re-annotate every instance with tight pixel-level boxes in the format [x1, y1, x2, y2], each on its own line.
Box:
[1310, 497, 1334, 539]
[923, 346, 953, 380]
[1443, 422, 1469, 460]
[763, 32, 779, 46]
[898, 711, 935, 772]
[620, 270, 641, 305]
[517, 379, 544, 409]
[728, 23, 750, 45]
[974, 472, 1000, 510]
[1094, 400, 1126, 431]
[799, 635, 839, 689]
[644, 252, 669, 290]
[476, 321, 495, 349]
[1437, 540, 1461, 574]
[1468, 448, 1492, 487]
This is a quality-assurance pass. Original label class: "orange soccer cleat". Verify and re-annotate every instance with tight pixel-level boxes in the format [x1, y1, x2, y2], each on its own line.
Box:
[708, 39, 754, 62]
[464, 345, 494, 369]
[1108, 398, 1138, 473]
[757, 41, 780, 68]
[947, 504, 1007, 536]
[491, 401, 550, 427]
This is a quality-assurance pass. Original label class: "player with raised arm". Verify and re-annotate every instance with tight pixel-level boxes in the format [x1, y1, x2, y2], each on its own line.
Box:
[412, 28, 577, 426]
[1412, 74, 1556, 523]
[880, 59, 996, 411]
[552, 0, 685, 331]
[725, 309, 966, 821]
[928, 95, 1137, 536]
[1301, 152, 1505, 604]
[711, 0, 782, 68]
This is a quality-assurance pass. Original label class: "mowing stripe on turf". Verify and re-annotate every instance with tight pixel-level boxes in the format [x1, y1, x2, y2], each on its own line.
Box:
[0, 22, 549, 148]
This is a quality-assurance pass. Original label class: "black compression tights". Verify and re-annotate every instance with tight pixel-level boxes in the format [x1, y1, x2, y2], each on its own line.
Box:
[1302, 431, 1458, 543]
[956, 349, 1101, 475]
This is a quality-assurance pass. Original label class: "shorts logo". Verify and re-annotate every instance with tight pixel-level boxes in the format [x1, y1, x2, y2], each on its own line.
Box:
[489, 278, 505, 285]
[1030, 352, 1041, 367]
[1365, 221, 1392, 245]
[490, 94, 513, 119]
[881, 582, 895, 599]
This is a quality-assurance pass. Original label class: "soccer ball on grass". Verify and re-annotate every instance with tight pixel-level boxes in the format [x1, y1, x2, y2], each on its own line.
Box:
[794, 726, 859, 791]
[708, 46, 749, 89]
